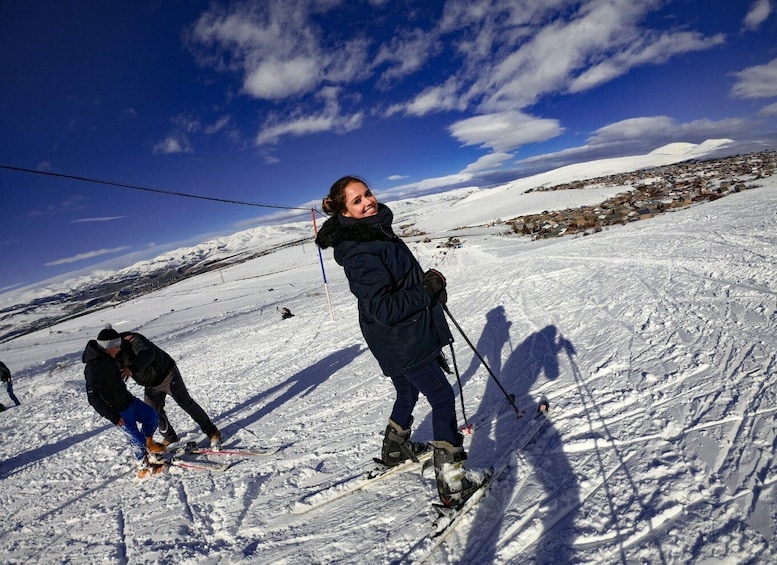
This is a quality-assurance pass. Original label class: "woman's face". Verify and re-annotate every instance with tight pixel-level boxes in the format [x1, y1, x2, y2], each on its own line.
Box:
[342, 181, 378, 219]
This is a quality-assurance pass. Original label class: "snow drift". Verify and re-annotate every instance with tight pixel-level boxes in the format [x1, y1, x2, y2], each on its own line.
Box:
[0, 155, 774, 564]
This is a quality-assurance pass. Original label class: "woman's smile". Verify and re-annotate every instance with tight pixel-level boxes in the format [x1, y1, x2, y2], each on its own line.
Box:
[342, 181, 378, 219]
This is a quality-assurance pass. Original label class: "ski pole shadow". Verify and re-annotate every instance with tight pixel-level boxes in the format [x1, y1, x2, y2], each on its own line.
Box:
[562, 342, 669, 564]
[412, 306, 512, 441]
[462, 315, 580, 564]
[215, 344, 365, 440]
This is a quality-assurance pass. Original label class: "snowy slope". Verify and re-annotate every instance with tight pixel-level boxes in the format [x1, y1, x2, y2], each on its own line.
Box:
[0, 175, 775, 563]
[0, 139, 734, 311]
[416, 138, 735, 233]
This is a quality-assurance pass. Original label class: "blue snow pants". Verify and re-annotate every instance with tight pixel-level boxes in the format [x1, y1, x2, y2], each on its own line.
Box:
[6, 381, 20, 405]
[389, 360, 461, 446]
[119, 397, 159, 460]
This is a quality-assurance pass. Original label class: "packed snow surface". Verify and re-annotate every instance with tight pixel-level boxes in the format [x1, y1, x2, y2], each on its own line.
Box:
[1, 175, 775, 563]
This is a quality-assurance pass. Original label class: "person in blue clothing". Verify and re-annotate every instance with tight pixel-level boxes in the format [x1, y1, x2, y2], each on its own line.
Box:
[82, 327, 166, 478]
[315, 175, 487, 508]
[110, 326, 221, 450]
[0, 361, 21, 406]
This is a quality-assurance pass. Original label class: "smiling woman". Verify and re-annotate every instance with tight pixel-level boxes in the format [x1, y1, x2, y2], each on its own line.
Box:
[321, 175, 378, 219]
[341, 179, 379, 219]
[315, 174, 489, 509]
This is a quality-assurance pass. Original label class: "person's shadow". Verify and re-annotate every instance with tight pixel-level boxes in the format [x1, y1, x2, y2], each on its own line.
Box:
[457, 305, 513, 390]
[213, 344, 365, 442]
[453, 308, 580, 563]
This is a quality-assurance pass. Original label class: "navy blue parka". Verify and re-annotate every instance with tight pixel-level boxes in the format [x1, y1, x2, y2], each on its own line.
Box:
[116, 332, 175, 388]
[315, 204, 453, 377]
[82, 340, 134, 425]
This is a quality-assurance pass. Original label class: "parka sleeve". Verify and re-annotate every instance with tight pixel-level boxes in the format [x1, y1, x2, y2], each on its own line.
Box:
[125, 334, 156, 372]
[343, 245, 432, 327]
[84, 371, 120, 425]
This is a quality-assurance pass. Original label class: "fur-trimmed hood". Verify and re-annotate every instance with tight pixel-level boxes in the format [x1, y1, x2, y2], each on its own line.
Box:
[315, 203, 396, 251]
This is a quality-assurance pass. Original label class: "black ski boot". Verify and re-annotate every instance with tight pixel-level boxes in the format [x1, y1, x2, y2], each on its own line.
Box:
[432, 441, 489, 508]
[379, 418, 431, 467]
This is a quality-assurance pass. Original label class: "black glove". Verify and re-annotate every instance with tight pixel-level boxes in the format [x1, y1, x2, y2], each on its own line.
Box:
[422, 269, 447, 304]
[436, 352, 452, 374]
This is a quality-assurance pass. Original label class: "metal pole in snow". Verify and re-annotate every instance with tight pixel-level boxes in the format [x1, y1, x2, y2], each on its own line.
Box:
[311, 208, 335, 321]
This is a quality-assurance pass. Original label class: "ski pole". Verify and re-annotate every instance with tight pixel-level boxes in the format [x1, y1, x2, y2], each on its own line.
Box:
[446, 343, 473, 434]
[442, 303, 524, 418]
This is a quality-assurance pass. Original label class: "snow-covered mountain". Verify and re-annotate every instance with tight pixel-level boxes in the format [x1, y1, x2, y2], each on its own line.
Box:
[0, 139, 745, 344]
[0, 141, 774, 563]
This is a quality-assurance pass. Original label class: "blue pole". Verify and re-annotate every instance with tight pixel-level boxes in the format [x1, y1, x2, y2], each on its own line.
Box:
[311, 208, 334, 320]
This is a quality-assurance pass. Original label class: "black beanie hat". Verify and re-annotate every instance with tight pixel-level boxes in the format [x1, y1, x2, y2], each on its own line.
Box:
[97, 324, 121, 349]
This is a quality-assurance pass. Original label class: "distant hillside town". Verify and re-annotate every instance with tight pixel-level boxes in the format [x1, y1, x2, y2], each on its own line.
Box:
[504, 150, 777, 239]
[3, 149, 775, 344]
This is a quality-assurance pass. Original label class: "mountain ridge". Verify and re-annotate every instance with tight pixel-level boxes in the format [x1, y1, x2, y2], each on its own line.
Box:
[2, 141, 772, 344]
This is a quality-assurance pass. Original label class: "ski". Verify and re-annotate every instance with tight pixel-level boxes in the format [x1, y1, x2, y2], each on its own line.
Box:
[167, 458, 234, 472]
[290, 448, 433, 515]
[165, 441, 278, 457]
[430, 468, 498, 534]
[142, 441, 271, 474]
[135, 457, 232, 478]
[411, 399, 550, 564]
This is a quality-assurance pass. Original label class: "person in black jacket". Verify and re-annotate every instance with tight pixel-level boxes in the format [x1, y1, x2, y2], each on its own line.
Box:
[0, 360, 21, 406]
[82, 329, 165, 477]
[102, 325, 221, 449]
[315, 175, 487, 508]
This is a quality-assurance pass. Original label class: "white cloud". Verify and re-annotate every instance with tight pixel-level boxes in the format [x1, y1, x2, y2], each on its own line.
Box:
[589, 115, 750, 146]
[759, 101, 777, 116]
[189, 0, 369, 101]
[151, 114, 201, 154]
[589, 116, 679, 143]
[744, 0, 772, 31]
[470, 1, 725, 111]
[511, 115, 749, 173]
[186, 0, 732, 152]
[449, 111, 562, 152]
[256, 87, 363, 145]
[153, 136, 192, 155]
[45, 246, 131, 266]
[373, 28, 441, 86]
[153, 115, 201, 154]
[385, 0, 727, 153]
[399, 78, 466, 117]
[732, 58, 777, 99]
[244, 56, 322, 99]
[189, 1, 374, 146]
[461, 152, 514, 173]
[205, 116, 231, 134]
[380, 172, 475, 200]
[71, 217, 125, 223]
[569, 31, 725, 94]
[256, 115, 338, 145]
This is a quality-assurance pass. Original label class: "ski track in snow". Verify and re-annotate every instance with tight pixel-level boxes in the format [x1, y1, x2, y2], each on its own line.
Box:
[0, 181, 776, 564]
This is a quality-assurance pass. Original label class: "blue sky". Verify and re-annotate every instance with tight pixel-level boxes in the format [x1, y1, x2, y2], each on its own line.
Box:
[2, 0, 776, 292]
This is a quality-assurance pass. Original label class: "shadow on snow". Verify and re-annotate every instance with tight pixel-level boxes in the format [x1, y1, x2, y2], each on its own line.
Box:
[439, 306, 581, 563]
[215, 344, 366, 442]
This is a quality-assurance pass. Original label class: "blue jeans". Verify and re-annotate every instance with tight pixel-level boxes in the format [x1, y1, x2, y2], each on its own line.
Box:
[6, 382, 20, 406]
[119, 397, 159, 460]
[389, 360, 461, 446]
